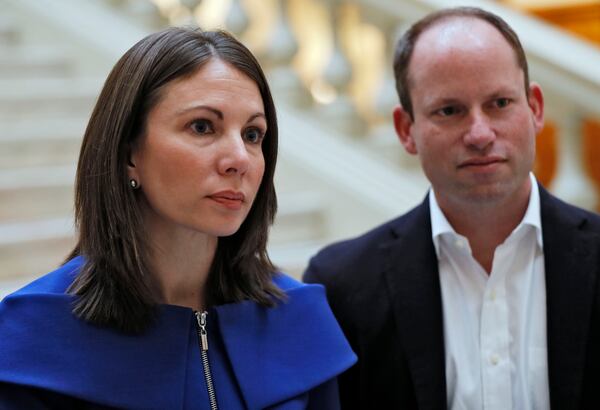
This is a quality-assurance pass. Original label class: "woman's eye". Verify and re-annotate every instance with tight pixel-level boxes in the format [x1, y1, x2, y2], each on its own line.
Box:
[190, 119, 214, 135]
[244, 127, 265, 144]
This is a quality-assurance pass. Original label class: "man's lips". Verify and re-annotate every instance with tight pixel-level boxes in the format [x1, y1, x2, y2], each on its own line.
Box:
[458, 156, 506, 168]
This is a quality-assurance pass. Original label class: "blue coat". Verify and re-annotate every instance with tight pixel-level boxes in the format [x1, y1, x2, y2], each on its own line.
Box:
[0, 256, 356, 409]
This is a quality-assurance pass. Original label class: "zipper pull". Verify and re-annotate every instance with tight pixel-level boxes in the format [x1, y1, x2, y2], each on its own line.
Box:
[195, 311, 209, 351]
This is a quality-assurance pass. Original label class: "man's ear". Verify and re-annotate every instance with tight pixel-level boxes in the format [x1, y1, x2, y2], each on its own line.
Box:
[528, 82, 545, 134]
[393, 105, 417, 155]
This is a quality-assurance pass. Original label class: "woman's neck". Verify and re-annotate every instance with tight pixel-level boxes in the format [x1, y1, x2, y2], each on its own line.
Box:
[146, 224, 218, 312]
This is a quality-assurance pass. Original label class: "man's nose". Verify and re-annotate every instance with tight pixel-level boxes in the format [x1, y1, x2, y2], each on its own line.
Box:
[463, 111, 496, 150]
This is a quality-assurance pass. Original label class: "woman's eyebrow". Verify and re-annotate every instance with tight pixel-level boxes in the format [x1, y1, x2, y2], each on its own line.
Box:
[175, 105, 223, 119]
[247, 113, 266, 123]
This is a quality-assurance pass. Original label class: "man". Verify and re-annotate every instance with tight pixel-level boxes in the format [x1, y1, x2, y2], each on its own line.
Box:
[304, 7, 600, 410]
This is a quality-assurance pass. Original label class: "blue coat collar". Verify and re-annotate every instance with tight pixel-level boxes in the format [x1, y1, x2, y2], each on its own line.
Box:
[0, 257, 356, 409]
[216, 279, 356, 409]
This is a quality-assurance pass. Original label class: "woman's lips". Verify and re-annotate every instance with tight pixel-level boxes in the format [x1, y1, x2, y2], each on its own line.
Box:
[208, 191, 245, 210]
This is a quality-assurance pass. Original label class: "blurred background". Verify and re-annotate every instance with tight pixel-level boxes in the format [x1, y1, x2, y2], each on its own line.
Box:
[1, 0, 599, 296]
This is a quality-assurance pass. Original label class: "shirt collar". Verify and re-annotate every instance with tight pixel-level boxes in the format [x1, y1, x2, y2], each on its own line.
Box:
[429, 188, 455, 258]
[429, 172, 543, 258]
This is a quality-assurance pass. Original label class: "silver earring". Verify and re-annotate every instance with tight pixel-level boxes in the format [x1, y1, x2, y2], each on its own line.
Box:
[129, 179, 139, 189]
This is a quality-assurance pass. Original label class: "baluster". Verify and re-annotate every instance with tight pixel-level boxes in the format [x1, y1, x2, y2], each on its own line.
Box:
[316, 0, 367, 136]
[582, 118, 600, 211]
[549, 109, 598, 210]
[193, 0, 231, 29]
[146, 0, 176, 21]
[147, 0, 191, 26]
[225, 0, 249, 37]
[123, 0, 167, 29]
[369, 18, 420, 169]
[533, 120, 558, 189]
[322, 1, 351, 92]
[237, 0, 275, 56]
[262, 0, 297, 66]
[263, 0, 311, 107]
[179, 0, 200, 10]
[372, 20, 410, 122]
[114, 0, 166, 29]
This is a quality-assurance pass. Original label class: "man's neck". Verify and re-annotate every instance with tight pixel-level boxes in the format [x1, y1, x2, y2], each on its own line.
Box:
[436, 180, 532, 274]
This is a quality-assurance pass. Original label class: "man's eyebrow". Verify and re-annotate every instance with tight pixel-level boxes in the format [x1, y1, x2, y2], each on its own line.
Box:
[486, 88, 519, 99]
[423, 97, 462, 108]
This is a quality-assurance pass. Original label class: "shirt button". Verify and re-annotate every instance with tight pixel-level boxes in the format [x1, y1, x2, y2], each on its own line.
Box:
[490, 355, 499, 366]
[490, 290, 496, 301]
[455, 239, 465, 249]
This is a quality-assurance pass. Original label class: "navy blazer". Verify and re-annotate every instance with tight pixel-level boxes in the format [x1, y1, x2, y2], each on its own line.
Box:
[304, 187, 600, 409]
[0, 257, 357, 409]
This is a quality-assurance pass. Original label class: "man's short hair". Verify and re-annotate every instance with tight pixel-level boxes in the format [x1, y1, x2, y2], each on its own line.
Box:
[393, 7, 530, 119]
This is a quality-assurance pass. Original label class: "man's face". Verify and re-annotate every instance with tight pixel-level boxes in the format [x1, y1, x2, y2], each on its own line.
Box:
[394, 17, 544, 210]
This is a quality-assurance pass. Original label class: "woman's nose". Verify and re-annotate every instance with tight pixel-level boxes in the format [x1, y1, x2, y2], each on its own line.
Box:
[217, 135, 250, 176]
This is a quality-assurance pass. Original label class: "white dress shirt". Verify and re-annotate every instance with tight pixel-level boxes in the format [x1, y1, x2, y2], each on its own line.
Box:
[430, 174, 550, 410]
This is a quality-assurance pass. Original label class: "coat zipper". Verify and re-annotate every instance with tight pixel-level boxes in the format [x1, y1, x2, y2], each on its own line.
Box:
[195, 311, 218, 410]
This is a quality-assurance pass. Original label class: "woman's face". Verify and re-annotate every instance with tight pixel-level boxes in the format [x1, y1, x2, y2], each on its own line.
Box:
[129, 58, 266, 242]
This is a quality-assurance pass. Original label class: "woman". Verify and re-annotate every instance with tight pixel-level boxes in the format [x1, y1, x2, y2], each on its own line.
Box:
[0, 28, 355, 409]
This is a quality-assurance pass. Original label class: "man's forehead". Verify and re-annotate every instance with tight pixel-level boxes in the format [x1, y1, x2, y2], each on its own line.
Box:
[407, 16, 519, 85]
[405, 16, 525, 99]
[414, 17, 505, 56]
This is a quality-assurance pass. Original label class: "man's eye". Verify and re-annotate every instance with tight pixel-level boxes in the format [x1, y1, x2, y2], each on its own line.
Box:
[244, 127, 265, 144]
[495, 98, 511, 108]
[437, 106, 459, 116]
[191, 119, 214, 134]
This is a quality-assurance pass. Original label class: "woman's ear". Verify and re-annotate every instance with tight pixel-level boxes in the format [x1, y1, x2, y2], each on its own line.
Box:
[127, 144, 139, 182]
[393, 105, 418, 155]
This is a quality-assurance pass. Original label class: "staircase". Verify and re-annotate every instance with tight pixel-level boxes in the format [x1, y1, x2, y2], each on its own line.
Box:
[0, 5, 100, 293]
[2, 0, 599, 297]
[1, 0, 400, 296]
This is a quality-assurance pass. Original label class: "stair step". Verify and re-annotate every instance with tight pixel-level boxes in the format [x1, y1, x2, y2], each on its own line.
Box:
[0, 188, 327, 279]
[0, 16, 19, 45]
[0, 118, 84, 169]
[368, 124, 421, 169]
[0, 166, 75, 221]
[0, 239, 324, 296]
[0, 189, 327, 240]
[0, 216, 74, 247]
[0, 236, 75, 280]
[0, 138, 81, 169]
[0, 217, 75, 280]
[0, 116, 87, 139]
[0, 274, 39, 300]
[268, 240, 325, 280]
[0, 237, 322, 297]
[270, 191, 327, 243]
[0, 165, 75, 190]
[0, 46, 73, 77]
[0, 185, 74, 222]
[0, 77, 102, 119]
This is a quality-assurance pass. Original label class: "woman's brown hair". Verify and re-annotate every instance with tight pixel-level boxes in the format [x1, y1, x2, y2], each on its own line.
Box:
[66, 27, 282, 333]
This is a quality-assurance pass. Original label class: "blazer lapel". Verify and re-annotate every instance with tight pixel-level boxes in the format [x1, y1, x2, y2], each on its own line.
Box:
[540, 188, 600, 410]
[382, 197, 447, 410]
